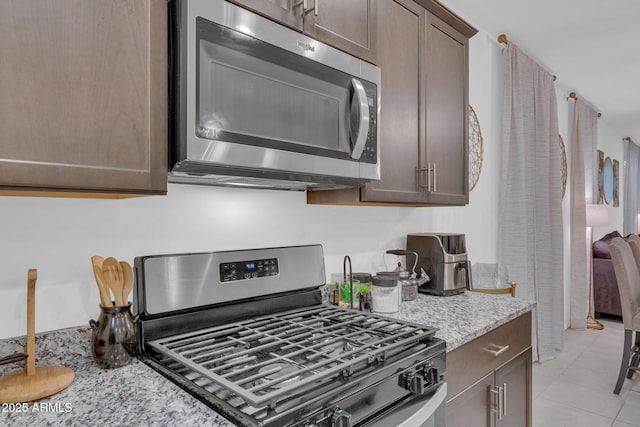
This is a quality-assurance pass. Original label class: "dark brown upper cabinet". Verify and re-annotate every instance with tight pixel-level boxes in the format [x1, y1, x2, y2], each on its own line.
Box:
[306, 0, 476, 207]
[0, 0, 167, 197]
[229, 0, 377, 64]
[228, 0, 303, 30]
[422, 13, 470, 205]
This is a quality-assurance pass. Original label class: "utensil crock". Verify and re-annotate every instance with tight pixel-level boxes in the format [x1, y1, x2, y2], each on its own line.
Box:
[89, 303, 137, 369]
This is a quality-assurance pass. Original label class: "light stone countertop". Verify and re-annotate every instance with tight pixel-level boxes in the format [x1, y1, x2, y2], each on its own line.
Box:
[0, 292, 534, 426]
[381, 292, 536, 351]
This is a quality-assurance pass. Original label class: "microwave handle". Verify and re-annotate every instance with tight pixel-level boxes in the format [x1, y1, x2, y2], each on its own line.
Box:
[350, 78, 370, 160]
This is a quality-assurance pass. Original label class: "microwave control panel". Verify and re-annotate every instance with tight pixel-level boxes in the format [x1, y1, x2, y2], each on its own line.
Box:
[220, 258, 279, 282]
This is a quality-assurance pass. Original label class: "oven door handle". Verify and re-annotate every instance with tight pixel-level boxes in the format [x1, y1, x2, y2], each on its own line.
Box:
[349, 78, 370, 160]
[366, 383, 447, 427]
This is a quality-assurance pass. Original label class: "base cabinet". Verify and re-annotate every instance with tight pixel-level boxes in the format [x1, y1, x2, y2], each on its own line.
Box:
[446, 313, 532, 427]
[447, 350, 532, 427]
[446, 371, 494, 427]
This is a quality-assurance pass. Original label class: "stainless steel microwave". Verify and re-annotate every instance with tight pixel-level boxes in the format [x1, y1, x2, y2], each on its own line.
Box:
[169, 0, 381, 190]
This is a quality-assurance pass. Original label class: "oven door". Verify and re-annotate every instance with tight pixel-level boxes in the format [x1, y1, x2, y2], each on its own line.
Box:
[366, 383, 447, 427]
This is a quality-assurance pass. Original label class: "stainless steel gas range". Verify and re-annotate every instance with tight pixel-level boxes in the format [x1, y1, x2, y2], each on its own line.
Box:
[133, 245, 446, 427]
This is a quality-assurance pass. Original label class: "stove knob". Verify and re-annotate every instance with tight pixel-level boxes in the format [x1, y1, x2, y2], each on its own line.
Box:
[399, 371, 425, 395]
[331, 408, 352, 427]
[424, 365, 441, 387]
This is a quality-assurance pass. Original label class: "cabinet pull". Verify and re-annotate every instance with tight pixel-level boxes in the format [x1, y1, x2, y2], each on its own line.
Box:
[489, 385, 503, 418]
[502, 382, 507, 418]
[301, 0, 316, 15]
[419, 166, 430, 190]
[498, 385, 504, 420]
[315, 0, 319, 16]
[433, 163, 437, 193]
[427, 163, 432, 191]
[486, 344, 510, 357]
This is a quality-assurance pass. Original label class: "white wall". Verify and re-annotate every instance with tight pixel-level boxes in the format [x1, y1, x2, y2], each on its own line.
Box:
[441, 1, 629, 329]
[0, 19, 506, 340]
[592, 119, 625, 240]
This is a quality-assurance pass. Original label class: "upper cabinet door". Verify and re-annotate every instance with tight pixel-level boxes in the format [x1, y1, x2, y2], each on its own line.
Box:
[303, 0, 377, 64]
[423, 14, 469, 205]
[0, 0, 167, 196]
[361, 0, 423, 204]
[228, 0, 304, 31]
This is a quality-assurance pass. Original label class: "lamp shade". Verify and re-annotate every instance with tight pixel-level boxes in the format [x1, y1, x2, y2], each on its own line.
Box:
[586, 204, 609, 227]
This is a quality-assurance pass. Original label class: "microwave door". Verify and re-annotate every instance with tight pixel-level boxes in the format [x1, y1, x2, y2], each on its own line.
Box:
[194, 18, 372, 163]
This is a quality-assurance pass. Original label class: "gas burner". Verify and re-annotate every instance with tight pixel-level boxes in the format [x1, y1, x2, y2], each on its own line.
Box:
[350, 332, 374, 344]
[322, 340, 356, 359]
[258, 362, 301, 389]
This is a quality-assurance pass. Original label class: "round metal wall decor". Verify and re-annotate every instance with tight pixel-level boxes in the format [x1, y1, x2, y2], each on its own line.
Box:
[468, 105, 483, 191]
[559, 135, 567, 199]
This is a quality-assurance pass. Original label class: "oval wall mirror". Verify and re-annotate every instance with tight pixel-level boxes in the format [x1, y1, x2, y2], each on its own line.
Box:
[603, 157, 614, 204]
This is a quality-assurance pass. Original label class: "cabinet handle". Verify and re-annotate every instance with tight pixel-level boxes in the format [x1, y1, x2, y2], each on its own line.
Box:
[486, 344, 510, 357]
[433, 163, 437, 193]
[489, 384, 503, 419]
[315, 0, 319, 16]
[498, 385, 504, 420]
[502, 382, 507, 418]
[418, 166, 430, 190]
[301, 0, 316, 15]
[427, 163, 432, 191]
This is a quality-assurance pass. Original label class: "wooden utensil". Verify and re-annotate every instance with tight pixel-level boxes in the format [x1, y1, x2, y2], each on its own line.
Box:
[0, 269, 75, 403]
[91, 255, 104, 268]
[92, 265, 112, 307]
[102, 257, 125, 306]
[119, 261, 134, 305]
[90, 255, 112, 307]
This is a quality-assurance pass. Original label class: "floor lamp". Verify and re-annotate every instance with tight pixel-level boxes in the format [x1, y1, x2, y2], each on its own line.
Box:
[586, 204, 609, 330]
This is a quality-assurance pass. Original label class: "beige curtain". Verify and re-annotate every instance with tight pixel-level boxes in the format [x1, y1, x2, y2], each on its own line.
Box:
[569, 99, 598, 328]
[498, 43, 564, 362]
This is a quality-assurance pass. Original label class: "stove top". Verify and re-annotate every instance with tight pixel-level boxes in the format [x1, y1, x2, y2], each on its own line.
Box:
[134, 245, 445, 427]
[147, 305, 436, 408]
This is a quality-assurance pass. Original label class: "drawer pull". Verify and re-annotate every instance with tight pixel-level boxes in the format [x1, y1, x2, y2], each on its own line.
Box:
[486, 344, 510, 357]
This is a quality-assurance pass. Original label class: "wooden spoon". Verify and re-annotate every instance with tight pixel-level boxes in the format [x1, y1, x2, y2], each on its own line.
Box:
[102, 257, 125, 306]
[120, 261, 134, 305]
[92, 265, 113, 307]
[91, 255, 104, 269]
[90, 255, 112, 307]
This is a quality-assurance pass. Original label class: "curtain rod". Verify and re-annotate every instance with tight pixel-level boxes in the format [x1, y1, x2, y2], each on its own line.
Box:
[498, 34, 557, 81]
[567, 92, 602, 118]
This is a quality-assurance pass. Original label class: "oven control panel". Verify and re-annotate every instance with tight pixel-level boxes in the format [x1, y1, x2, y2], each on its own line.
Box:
[220, 258, 279, 282]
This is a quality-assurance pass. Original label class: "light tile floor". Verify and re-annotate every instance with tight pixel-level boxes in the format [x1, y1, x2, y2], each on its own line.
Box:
[534, 318, 640, 427]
